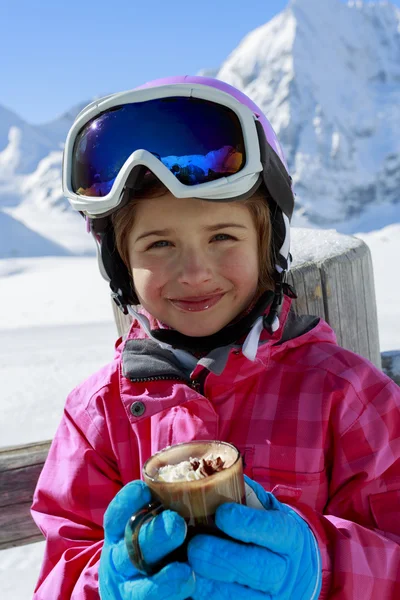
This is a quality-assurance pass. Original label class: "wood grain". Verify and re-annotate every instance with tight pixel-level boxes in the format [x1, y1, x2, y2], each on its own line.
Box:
[0, 441, 50, 549]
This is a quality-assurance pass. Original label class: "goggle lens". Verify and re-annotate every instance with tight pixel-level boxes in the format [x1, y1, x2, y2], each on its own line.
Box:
[71, 97, 246, 197]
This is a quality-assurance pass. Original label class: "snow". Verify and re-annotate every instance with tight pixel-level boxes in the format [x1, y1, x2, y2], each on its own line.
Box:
[291, 227, 361, 263]
[0, 543, 46, 600]
[0, 257, 112, 329]
[355, 224, 400, 351]
[0, 211, 71, 258]
[0, 321, 117, 447]
[0, 257, 117, 600]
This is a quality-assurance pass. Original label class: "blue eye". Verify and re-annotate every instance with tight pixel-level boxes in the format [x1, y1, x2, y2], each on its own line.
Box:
[212, 233, 234, 241]
[148, 240, 171, 249]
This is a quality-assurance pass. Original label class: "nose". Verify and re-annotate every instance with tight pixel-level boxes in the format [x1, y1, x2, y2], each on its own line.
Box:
[176, 247, 213, 287]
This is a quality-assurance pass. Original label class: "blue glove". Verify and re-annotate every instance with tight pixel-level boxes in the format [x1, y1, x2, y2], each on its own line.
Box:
[188, 476, 322, 600]
[99, 480, 195, 600]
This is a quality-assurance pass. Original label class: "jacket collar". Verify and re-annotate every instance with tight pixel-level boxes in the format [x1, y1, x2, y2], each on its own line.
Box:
[121, 295, 299, 380]
[119, 291, 340, 390]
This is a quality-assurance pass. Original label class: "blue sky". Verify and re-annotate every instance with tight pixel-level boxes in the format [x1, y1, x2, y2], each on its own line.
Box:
[1, 0, 399, 124]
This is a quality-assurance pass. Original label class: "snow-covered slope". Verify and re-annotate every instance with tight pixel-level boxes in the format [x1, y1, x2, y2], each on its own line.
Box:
[0, 0, 399, 259]
[0, 210, 71, 257]
[356, 223, 400, 351]
[0, 102, 93, 256]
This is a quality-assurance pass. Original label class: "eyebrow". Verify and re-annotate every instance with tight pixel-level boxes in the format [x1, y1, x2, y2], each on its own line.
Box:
[134, 223, 248, 242]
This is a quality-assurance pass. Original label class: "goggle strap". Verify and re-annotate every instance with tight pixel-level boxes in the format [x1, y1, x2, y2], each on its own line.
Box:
[255, 120, 294, 221]
[100, 226, 138, 308]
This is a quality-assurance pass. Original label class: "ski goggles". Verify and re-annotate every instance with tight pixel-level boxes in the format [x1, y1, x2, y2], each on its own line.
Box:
[62, 83, 264, 217]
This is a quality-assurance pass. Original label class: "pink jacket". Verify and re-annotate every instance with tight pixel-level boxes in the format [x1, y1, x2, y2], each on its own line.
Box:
[31, 297, 400, 599]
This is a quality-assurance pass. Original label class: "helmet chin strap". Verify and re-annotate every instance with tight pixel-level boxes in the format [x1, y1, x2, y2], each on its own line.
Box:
[242, 273, 291, 362]
[241, 316, 266, 361]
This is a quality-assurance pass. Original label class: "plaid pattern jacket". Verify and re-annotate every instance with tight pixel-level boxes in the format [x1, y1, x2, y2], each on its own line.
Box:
[31, 297, 400, 599]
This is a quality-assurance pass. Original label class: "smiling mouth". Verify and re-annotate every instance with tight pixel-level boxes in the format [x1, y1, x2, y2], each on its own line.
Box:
[168, 293, 226, 312]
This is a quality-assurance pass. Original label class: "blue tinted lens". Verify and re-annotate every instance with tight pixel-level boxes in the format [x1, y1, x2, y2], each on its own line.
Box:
[72, 97, 245, 196]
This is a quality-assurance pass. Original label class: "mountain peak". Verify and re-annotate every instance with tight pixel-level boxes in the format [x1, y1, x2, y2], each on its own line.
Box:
[214, 0, 400, 230]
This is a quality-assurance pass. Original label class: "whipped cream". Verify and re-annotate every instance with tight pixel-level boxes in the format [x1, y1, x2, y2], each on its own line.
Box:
[156, 454, 225, 482]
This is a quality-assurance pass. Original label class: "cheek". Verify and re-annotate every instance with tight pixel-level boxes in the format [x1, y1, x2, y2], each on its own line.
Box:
[131, 252, 173, 275]
[130, 262, 167, 299]
[219, 247, 259, 281]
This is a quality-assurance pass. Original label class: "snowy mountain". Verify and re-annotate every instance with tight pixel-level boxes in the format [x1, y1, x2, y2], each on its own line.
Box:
[216, 0, 400, 230]
[0, 101, 92, 256]
[0, 0, 399, 258]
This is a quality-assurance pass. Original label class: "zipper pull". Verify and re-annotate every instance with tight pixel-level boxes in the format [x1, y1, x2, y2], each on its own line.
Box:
[191, 379, 202, 392]
[190, 368, 208, 395]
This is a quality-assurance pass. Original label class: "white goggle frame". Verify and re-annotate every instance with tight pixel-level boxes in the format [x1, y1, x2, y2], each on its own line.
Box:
[62, 83, 264, 218]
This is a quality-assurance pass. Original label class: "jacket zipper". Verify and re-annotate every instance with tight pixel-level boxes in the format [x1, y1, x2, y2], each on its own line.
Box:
[130, 373, 207, 394]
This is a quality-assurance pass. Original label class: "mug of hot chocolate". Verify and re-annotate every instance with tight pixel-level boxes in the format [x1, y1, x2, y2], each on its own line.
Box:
[125, 440, 245, 574]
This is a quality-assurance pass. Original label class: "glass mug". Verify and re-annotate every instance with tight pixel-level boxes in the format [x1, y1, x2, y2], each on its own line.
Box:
[125, 440, 246, 575]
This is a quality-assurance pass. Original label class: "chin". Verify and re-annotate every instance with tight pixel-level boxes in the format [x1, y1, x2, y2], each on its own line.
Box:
[173, 317, 230, 338]
[180, 327, 221, 337]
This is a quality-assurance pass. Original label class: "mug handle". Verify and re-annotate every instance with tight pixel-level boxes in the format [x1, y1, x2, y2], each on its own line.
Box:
[124, 500, 164, 574]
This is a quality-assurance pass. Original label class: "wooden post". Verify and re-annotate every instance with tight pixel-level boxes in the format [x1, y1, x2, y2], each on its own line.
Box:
[288, 228, 381, 368]
[111, 301, 132, 339]
[0, 440, 50, 549]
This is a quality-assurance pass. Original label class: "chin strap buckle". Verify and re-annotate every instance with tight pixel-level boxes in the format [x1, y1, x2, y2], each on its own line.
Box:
[282, 282, 297, 299]
[263, 273, 296, 334]
[111, 290, 129, 315]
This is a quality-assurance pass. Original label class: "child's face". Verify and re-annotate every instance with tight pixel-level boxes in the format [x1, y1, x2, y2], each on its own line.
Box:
[127, 193, 259, 336]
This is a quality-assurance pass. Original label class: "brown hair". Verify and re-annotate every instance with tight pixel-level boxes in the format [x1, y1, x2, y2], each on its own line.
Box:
[112, 177, 275, 297]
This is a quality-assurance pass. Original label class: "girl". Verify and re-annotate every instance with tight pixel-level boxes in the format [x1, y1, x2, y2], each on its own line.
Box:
[31, 76, 400, 599]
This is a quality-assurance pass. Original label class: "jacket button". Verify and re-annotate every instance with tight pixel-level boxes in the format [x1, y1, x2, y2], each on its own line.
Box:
[130, 401, 145, 417]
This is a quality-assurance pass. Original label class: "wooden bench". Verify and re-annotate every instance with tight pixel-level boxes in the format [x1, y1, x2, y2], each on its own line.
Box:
[0, 440, 50, 550]
[1, 228, 397, 550]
